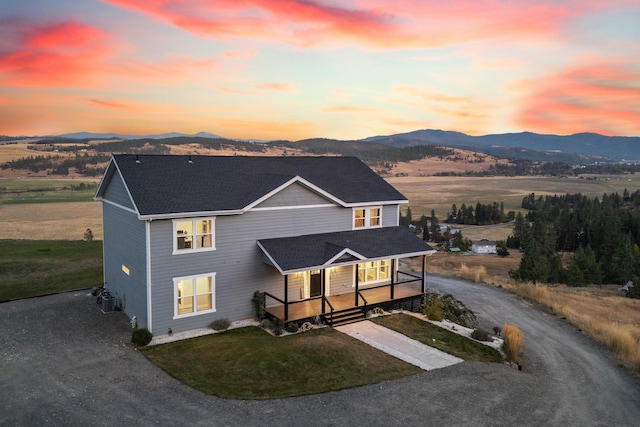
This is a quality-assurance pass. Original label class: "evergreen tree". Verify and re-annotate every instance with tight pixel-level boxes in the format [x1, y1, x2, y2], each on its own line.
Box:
[512, 240, 549, 283]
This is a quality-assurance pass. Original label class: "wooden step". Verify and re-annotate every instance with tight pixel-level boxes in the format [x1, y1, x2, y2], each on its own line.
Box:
[329, 307, 365, 327]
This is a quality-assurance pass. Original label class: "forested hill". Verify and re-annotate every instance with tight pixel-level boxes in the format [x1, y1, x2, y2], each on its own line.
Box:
[365, 130, 640, 163]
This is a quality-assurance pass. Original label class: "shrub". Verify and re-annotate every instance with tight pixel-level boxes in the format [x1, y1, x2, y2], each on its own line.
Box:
[271, 319, 284, 336]
[439, 293, 477, 329]
[131, 328, 153, 347]
[300, 322, 314, 332]
[422, 290, 445, 321]
[493, 325, 502, 337]
[252, 291, 266, 320]
[260, 319, 272, 330]
[211, 318, 231, 331]
[285, 322, 299, 333]
[471, 328, 492, 342]
[502, 324, 523, 365]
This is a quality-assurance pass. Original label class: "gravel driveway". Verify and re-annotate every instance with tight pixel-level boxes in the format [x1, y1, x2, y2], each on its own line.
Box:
[1, 276, 639, 426]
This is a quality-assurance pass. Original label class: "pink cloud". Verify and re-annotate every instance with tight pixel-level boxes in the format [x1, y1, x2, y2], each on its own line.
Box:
[0, 21, 113, 86]
[322, 105, 381, 113]
[101, 0, 602, 48]
[515, 62, 640, 136]
[88, 99, 132, 110]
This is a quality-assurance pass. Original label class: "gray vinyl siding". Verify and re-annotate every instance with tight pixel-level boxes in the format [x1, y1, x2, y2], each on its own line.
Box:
[327, 265, 355, 296]
[148, 204, 352, 334]
[286, 274, 305, 302]
[255, 182, 333, 208]
[102, 202, 147, 327]
[381, 205, 399, 227]
[102, 170, 135, 210]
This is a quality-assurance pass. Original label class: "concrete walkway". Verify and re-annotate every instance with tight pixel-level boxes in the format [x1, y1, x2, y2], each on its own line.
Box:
[336, 320, 463, 371]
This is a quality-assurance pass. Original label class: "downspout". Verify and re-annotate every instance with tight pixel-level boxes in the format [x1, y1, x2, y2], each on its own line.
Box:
[146, 220, 153, 333]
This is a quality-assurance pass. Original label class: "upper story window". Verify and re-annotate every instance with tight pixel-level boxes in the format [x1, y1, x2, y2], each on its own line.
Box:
[173, 218, 215, 254]
[353, 207, 382, 229]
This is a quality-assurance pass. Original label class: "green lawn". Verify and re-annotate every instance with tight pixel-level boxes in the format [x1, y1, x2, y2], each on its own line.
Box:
[372, 314, 503, 363]
[0, 240, 103, 300]
[141, 326, 422, 400]
[0, 180, 97, 204]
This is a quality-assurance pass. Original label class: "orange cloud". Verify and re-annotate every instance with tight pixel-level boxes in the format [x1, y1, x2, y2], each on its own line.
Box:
[0, 21, 113, 86]
[515, 62, 640, 136]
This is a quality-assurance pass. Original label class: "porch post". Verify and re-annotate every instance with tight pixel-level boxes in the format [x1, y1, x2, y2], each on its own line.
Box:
[284, 274, 289, 321]
[321, 269, 326, 314]
[355, 264, 360, 306]
[421, 255, 427, 293]
[390, 259, 396, 299]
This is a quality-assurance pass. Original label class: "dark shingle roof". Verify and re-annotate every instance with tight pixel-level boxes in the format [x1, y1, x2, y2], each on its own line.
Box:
[257, 226, 435, 273]
[107, 154, 407, 217]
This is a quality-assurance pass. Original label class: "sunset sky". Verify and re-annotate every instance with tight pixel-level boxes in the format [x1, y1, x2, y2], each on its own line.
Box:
[1, 0, 639, 140]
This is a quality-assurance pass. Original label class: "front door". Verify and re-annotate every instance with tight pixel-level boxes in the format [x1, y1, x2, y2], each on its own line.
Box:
[310, 271, 322, 298]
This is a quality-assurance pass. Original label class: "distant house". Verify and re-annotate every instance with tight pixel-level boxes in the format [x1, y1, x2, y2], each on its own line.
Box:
[472, 239, 497, 254]
[94, 154, 436, 336]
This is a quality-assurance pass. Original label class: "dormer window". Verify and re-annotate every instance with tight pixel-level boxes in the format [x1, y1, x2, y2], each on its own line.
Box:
[173, 218, 215, 254]
[353, 207, 381, 229]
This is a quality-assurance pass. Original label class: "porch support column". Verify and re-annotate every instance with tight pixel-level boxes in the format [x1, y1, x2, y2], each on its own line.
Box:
[321, 269, 326, 314]
[421, 255, 427, 293]
[355, 264, 360, 306]
[390, 259, 396, 300]
[284, 274, 289, 321]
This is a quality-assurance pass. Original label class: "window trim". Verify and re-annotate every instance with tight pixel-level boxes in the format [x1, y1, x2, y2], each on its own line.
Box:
[172, 217, 216, 255]
[352, 206, 382, 230]
[173, 272, 216, 319]
[357, 259, 390, 285]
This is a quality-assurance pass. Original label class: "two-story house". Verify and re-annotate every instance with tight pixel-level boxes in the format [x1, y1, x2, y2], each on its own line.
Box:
[94, 154, 435, 336]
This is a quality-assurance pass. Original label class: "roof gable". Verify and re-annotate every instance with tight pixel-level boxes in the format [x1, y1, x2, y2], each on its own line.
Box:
[98, 155, 408, 218]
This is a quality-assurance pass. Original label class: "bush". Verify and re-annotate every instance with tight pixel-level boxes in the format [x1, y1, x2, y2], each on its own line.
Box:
[271, 319, 284, 336]
[131, 328, 153, 347]
[422, 291, 445, 321]
[422, 290, 477, 328]
[471, 328, 492, 342]
[253, 291, 266, 320]
[211, 318, 230, 331]
[502, 324, 523, 365]
[260, 319, 272, 330]
[439, 293, 477, 329]
[285, 322, 299, 333]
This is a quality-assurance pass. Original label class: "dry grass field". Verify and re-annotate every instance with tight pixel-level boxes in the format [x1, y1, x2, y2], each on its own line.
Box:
[388, 174, 640, 218]
[0, 202, 102, 240]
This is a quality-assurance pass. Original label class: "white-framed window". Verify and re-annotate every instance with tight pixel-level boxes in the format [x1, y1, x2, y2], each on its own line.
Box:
[353, 207, 382, 229]
[173, 217, 215, 254]
[357, 260, 390, 284]
[174, 272, 216, 318]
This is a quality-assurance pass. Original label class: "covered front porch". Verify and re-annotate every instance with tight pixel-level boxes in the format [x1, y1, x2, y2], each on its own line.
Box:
[257, 227, 435, 326]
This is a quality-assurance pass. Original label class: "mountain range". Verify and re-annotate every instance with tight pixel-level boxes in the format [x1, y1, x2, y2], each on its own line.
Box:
[53, 129, 640, 163]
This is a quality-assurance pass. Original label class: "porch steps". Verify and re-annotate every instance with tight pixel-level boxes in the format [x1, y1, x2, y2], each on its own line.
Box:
[328, 307, 365, 327]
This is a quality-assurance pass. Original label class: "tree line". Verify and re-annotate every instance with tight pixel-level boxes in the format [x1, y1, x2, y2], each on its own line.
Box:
[508, 191, 640, 296]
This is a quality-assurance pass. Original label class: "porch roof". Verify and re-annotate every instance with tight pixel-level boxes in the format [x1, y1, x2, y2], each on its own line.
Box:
[257, 226, 435, 274]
